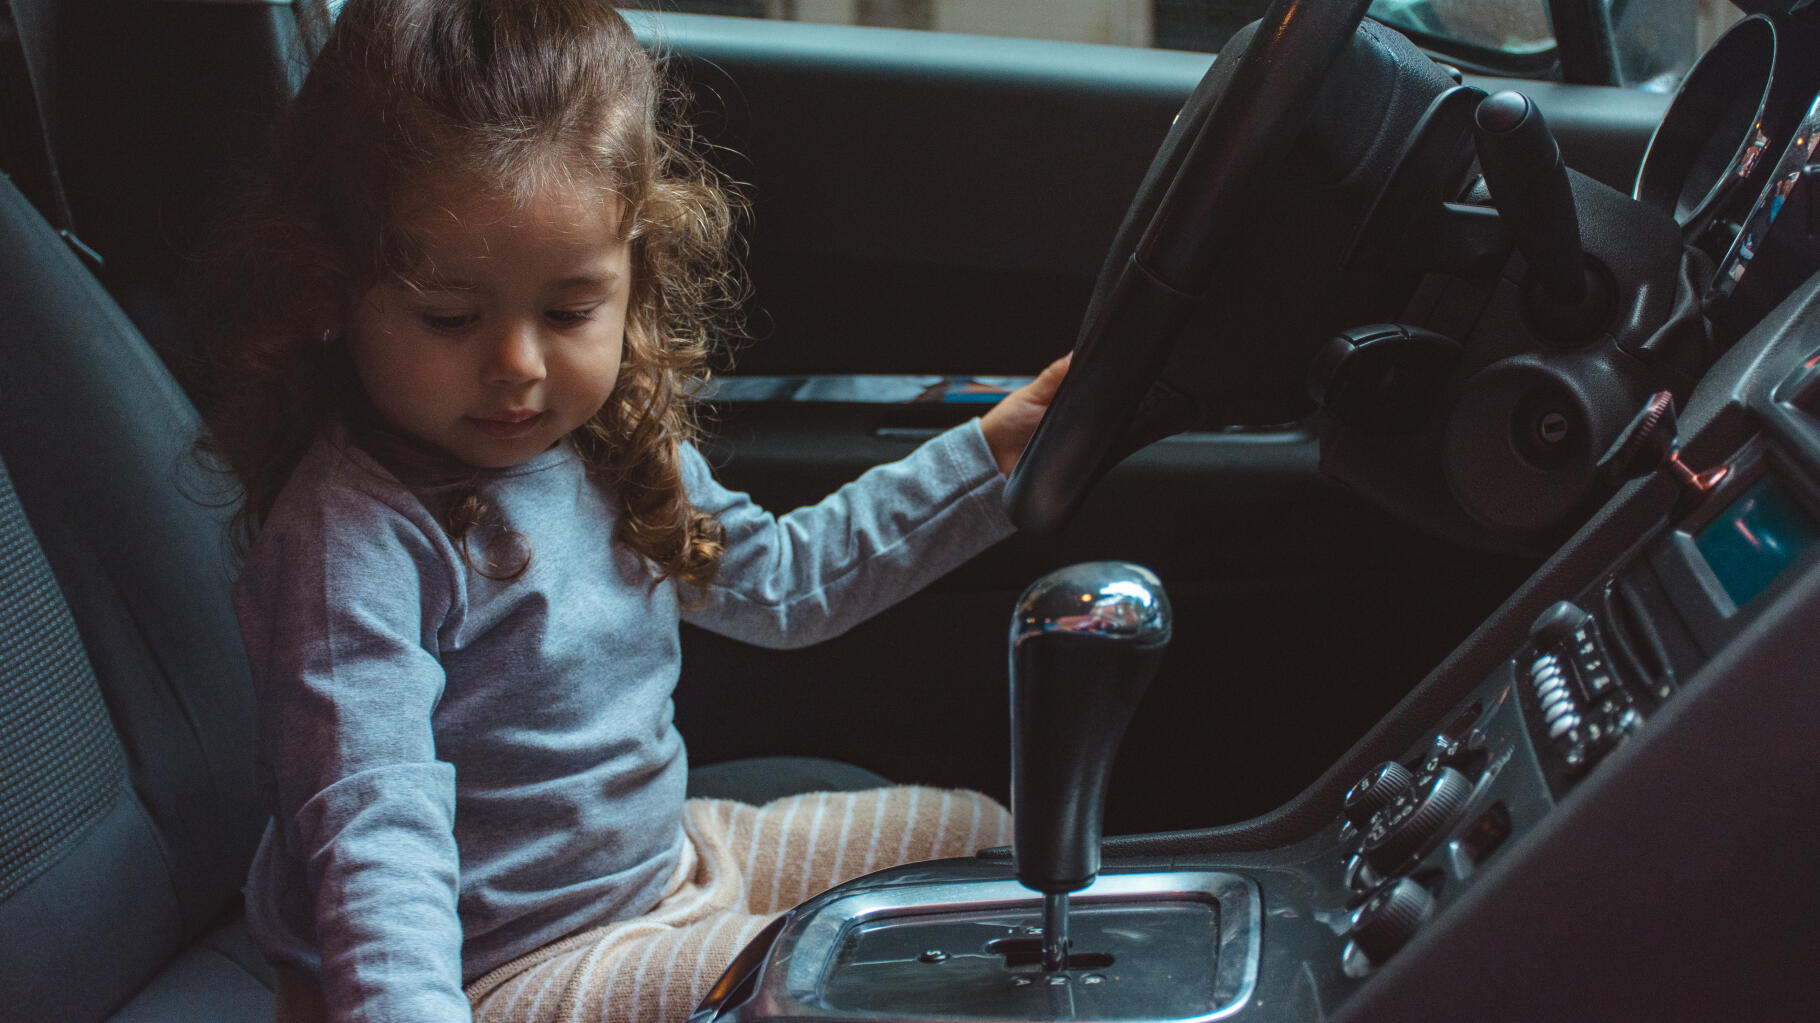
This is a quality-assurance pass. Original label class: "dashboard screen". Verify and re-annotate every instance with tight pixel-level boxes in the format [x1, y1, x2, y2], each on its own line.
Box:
[1694, 475, 1820, 608]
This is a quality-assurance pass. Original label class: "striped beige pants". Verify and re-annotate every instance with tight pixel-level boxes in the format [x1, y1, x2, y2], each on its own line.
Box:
[464, 787, 1012, 1023]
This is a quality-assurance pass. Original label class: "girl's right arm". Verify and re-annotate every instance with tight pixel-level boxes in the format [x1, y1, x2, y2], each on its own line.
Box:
[237, 478, 471, 1022]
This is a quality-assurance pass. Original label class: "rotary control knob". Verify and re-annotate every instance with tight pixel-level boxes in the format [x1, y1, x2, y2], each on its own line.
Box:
[1348, 876, 1437, 963]
[1596, 390, 1677, 485]
[1596, 390, 1730, 499]
[1343, 760, 1414, 830]
[1360, 766, 1473, 874]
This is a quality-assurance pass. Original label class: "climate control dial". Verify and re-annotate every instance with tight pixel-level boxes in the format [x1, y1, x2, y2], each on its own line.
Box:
[1343, 760, 1415, 830]
[1349, 876, 1437, 963]
[1360, 766, 1473, 874]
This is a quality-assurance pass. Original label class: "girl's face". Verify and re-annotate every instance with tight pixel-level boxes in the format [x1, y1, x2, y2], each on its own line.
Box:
[347, 180, 631, 469]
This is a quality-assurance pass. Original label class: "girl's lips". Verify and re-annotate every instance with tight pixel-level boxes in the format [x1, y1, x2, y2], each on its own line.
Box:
[469, 411, 544, 439]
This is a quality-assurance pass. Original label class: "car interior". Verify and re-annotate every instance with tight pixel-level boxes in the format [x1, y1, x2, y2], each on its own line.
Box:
[2, 0, 1817, 1019]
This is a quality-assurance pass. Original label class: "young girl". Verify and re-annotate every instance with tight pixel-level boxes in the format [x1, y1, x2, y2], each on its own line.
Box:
[200, 1, 1069, 1020]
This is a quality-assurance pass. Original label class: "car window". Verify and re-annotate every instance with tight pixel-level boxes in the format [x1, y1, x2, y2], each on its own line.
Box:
[652, 0, 1743, 88]
[655, 0, 1466, 52]
[1612, 0, 1745, 89]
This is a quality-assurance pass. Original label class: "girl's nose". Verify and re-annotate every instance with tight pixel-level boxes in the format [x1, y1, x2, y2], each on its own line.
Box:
[486, 323, 546, 385]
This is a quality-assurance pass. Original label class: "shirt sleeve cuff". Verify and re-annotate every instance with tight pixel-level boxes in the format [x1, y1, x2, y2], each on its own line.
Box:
[951, 419, 1017, 538]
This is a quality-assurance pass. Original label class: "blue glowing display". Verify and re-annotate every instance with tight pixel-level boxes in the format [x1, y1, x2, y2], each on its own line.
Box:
[1694, 476, 1820, 609]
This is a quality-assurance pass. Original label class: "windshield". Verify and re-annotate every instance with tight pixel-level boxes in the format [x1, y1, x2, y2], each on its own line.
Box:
[1368, 0, 1553, 55]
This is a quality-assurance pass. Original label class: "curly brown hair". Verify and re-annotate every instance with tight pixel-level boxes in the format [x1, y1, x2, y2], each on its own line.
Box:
[199, 0, 741, 587]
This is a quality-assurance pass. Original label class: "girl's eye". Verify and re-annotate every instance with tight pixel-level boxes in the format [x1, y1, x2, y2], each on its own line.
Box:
[546, 307, 598, 328]
[420, 312, 477, 332]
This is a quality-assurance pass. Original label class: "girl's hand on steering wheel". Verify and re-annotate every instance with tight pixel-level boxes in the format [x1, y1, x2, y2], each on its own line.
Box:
[981, 353, 1072, 478]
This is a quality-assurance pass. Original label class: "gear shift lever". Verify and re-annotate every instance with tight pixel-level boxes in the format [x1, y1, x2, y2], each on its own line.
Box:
[1009, 562, 1171, 971]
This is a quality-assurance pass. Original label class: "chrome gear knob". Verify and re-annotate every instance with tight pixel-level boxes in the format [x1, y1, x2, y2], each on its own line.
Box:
[1009, 561, 1171, 968]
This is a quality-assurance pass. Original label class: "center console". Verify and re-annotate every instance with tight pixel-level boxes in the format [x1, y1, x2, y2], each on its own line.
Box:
[688, 276, 1820, 1021]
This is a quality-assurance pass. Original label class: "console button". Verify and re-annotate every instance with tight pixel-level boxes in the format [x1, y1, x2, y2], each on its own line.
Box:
[1349, 877, 1436, 963]
[1580, 671, 1617, 698]
[1342, 852, 1380, 898]
[1421, 728, 1489, 778]
[1361, 767, 1473, 873]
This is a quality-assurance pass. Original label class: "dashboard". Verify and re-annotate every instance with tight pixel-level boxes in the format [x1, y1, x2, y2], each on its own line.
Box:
[692, 286, 1820, 1019]
[1311, 275, 1820, 1023]
[698, 251, 1820, 1023]
[689, 9, 1820, 1021]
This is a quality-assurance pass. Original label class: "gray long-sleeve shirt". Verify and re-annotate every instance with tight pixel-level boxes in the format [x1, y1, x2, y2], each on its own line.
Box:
[235, 421, 1014, 1021]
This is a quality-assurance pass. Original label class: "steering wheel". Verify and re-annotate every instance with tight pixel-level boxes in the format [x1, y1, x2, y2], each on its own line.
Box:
[1005, 0, 1377, 536]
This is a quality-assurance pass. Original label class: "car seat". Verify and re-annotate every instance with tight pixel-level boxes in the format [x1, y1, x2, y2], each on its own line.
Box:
[0, 171, 272, 1020]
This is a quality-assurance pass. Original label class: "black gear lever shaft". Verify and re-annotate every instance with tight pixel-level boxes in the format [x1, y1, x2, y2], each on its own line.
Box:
[1009, 562, 1171, 971]
[1474, 90, 1588, 309]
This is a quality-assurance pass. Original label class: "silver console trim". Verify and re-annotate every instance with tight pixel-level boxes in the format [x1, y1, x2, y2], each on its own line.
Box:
[748, 869, 1261, 1022]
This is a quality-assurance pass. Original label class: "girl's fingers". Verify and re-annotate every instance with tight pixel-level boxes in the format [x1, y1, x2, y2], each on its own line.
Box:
[1023, 352, 1072, 403]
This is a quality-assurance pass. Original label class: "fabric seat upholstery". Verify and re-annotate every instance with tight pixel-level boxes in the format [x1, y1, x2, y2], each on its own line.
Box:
[0, 170, 271, 1022]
